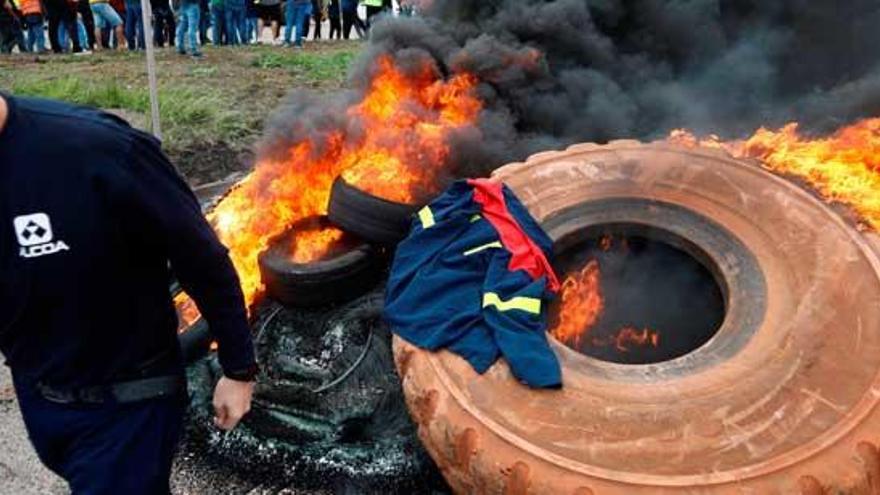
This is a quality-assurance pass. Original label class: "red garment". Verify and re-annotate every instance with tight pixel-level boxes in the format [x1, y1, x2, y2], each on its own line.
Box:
[468, 178, 561, 292]
[19, 0, 41, 15]
[110, 0, 124, 14]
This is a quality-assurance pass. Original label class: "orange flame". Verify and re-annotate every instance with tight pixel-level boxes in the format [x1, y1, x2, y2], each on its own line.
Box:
[552, 259, 604, 347]
[670, 118, 880, 231]
[286, 226, 345, 264]
[207, 56, 482, 307]
[551, 239, 660, 353]
[592, 327, 660, 352]
[174, 291, 201, 334]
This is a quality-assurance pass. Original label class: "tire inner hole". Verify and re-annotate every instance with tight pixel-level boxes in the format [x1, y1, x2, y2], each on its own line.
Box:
[274, 216, 361, 264]
[550, 223, 727, 365]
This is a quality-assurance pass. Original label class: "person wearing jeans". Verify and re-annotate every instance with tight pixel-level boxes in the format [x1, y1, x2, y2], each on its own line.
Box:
[176, 0, 201, 56]
[89, 0, 124, 49]
[123, 0, 144, 49]
[76, 0, 95, 49]
[224, 0, 244, 45]
[19, 0, 45, 52]
[44, 0, 82, 52]
[244, 0, 256, 43]
[282, 0, 307, 47]
[58, 11, 87, 49]
[209, 0, 224, 45]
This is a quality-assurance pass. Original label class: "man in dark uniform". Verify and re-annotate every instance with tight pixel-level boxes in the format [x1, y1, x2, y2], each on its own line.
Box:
[0, 94, 258, 494]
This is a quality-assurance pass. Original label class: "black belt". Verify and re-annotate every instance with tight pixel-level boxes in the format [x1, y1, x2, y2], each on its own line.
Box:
[36, 375, 185, 405]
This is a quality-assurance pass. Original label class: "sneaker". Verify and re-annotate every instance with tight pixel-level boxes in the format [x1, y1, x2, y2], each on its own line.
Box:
[192, 52, 203, 58]
[73, 50, 92, 56]
[177, 50, 186, 55]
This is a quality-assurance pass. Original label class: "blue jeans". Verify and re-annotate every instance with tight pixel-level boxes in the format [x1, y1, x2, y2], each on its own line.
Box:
[224, 4, 245, 45]
[210, 5, 225, 45]
[90, 2, 123, 29]
[124, 4, 145, 50]
[176, 3, 201, 54]
[246, 15, 257, 42]
[24, 14, 46, 52]
[283, 0, 308, 46]
[58, 19, 88, 51]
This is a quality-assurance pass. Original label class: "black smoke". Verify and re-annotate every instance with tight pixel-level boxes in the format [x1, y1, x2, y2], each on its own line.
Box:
[262, 0, 880, 178]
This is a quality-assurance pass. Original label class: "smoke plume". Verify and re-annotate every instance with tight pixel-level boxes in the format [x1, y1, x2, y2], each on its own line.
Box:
[261, 0, 880, 178]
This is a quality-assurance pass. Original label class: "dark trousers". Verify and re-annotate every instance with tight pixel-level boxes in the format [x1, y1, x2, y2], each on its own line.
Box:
[14, 379, 185, 495]
[328, 14, 339, 38]
[198, 1, 209, 45]
[125, 4, 145, 50]
[153, 6, 175, 46]
[365, 5, 380, 29]
[0, 22, 16, 53]
[225, 4, 245, 44]
[308, 0, 319, 38]
[341, 9, 363, 39]
[77, 0, 96, 49]
[45, 0, 82, 52]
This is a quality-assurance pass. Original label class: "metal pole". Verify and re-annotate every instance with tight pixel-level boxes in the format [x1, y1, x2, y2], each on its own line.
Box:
[140, 0, 162, 140]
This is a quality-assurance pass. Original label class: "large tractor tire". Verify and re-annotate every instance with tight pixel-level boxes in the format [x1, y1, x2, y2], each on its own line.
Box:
[393, 140, 880, 494]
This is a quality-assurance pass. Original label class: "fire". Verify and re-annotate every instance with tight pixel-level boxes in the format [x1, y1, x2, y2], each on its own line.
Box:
[551, 239, 660, 353]
[670, 118, 880, 231]
[552, 259, 604, 347]
[174, 291, 201, 333]
[286, 226, 345, 264]
[207, 56, 482, 307]
[592, 327, 660, 353]
[340, 59, 482, 204]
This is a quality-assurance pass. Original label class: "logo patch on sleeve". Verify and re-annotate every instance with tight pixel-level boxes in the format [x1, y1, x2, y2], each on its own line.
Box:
[14, 213, 70, 258]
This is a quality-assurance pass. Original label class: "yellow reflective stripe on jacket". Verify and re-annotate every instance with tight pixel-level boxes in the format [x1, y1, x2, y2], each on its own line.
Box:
[463, 241, 503, 256]
[482, 293, 541, 315]
[418, 206, 435, 229]
[470, 214, 481, 223]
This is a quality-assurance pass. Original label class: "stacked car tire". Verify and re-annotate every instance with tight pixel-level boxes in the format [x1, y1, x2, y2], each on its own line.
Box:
[258, 175, 428, 309]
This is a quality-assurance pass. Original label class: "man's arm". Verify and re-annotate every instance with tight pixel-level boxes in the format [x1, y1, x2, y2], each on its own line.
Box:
[114, 127, 257, 430]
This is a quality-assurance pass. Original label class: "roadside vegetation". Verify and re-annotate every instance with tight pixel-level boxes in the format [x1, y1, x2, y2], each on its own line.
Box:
[0, 43, 360, 184]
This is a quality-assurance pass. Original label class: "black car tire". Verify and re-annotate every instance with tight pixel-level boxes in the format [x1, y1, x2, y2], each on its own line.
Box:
[259, 231, 384, 308]
[327, 176, 422, 245]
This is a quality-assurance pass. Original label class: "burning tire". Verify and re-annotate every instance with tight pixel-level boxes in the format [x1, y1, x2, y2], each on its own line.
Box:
[258, 216, 384, 308]
[327, 176, 423, 245]
[393, 141, 880, 494]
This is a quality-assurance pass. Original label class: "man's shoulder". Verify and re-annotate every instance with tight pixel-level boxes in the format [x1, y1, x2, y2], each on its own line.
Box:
[12, 95, 140, 151]
[14, 95, 133, 134]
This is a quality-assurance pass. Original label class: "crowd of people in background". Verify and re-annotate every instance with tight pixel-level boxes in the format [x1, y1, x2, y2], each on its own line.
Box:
[0, 0, 410, 56]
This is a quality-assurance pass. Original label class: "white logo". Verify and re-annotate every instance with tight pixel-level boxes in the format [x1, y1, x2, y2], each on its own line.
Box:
[14, 213, 70, 259]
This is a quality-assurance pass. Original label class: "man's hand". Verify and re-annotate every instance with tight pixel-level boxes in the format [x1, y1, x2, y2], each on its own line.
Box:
[212, 377, 255, 431]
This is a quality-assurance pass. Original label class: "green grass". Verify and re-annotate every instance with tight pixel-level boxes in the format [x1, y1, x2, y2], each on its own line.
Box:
[9, 75, 253, 152]
[10, 76, 150, 110]
[251, 50, 356, 83]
